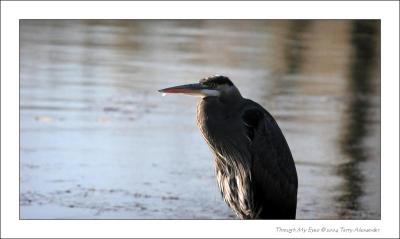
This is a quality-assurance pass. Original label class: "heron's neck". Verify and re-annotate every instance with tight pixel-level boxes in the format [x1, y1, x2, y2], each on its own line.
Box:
[197, 95, 243, 123]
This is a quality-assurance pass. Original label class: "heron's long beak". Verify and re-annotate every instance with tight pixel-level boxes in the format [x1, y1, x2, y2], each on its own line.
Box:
[158, 83, 220, 97]
[159, 83, 205, 94]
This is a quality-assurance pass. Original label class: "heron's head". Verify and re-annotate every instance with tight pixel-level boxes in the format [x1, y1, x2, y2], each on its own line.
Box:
[158, 75, 242, 100]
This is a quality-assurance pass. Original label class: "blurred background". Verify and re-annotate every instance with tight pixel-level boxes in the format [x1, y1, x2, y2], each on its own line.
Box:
[20, 20, 380, 219]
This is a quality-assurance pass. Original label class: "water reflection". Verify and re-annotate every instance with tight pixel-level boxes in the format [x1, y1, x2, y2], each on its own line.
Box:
[284, 21, 311, 74]
[337, 20, 380, 218]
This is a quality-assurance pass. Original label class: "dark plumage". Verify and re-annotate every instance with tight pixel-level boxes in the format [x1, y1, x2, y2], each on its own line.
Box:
[200, 75, 234, 86]
[159, 75, 298, 219]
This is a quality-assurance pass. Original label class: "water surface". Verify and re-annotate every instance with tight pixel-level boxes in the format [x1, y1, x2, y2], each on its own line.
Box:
[20, 20, 380, 219]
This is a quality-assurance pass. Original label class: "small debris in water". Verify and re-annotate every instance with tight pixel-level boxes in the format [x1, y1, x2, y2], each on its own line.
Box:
[97, 116, 111, 123]
[103, 106, 119, 112]
[35, 116, 54, 123]
[161, 196, 179, 201]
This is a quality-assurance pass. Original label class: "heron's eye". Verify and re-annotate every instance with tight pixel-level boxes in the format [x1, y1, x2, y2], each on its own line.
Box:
[205, 82, 217, 88]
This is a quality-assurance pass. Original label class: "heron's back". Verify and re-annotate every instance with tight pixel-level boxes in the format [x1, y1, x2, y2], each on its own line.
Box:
[197, 97, 298, 219]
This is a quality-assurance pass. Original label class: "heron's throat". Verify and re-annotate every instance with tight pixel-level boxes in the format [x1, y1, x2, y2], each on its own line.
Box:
[199, 89, 220, 98]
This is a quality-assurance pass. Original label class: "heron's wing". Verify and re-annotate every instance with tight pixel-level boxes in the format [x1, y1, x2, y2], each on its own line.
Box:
[242, 102, 298, 218]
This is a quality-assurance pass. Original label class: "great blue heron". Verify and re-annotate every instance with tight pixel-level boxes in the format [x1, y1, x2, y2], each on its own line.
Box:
[159, 75, 298, 219]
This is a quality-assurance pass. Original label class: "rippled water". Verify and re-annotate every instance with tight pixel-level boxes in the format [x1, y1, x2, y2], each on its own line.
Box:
[20, 20, 380, 219]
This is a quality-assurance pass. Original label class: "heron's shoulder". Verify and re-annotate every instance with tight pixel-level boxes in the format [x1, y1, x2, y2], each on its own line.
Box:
[242, 99, 275, 121]
[241, 99, 274, 119]
[242, 99, 266, 111]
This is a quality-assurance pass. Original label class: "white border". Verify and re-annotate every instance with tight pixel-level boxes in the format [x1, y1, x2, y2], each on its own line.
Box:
[1, 1, 399, 238]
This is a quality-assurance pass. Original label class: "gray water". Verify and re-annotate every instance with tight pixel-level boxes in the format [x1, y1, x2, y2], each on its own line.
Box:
[20, 20, 380, 219]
